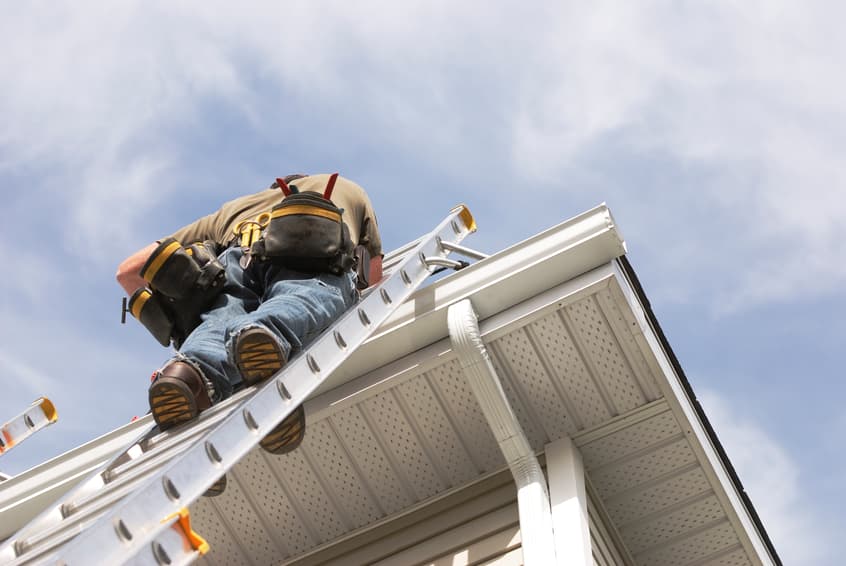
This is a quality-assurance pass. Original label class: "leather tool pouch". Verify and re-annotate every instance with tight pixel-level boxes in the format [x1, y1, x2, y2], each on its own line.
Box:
[132, 239, 227, 347]
[354, 245, 370, 290]
[251, 191, 354, 275]
[128, 288, 174, 347]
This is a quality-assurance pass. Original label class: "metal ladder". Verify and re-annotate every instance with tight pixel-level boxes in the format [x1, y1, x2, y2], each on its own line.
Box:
[0, 398, 58, 457]
[0, 205, 477, 566]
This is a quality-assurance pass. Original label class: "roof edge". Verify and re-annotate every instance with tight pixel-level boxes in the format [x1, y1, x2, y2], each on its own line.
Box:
[326, 203, 626, 389]
[616, 255, 782, 566]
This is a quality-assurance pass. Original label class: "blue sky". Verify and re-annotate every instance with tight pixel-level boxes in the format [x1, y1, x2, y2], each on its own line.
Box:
[1, 2, 843, 564]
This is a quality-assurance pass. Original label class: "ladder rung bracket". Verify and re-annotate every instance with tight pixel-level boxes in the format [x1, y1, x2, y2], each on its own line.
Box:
[423, 257, 466, 270]
[47, 205, 476, 565]
[437, 239, 489, 260]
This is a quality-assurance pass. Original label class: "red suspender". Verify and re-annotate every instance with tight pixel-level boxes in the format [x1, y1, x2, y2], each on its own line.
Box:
[323, 173, 339, 200]
[275, 177, 292, 196]
[277, 173, 338, 198]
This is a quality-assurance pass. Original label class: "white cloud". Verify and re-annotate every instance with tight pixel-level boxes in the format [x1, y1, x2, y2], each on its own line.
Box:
[0, 349, 62, 401]
[1, 2, 255, 259]
[67, 152, 172, 262]
[2, 0, 845, 308]
[699, 389, 834, 566]
[0, 304, 159, 440]
[504, 1, 846, 311]
[0, 241, 58, 306]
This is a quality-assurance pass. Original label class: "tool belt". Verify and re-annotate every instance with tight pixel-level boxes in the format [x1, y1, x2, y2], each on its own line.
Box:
[250, 174, 355, 275]
[128, 239, 226, 347]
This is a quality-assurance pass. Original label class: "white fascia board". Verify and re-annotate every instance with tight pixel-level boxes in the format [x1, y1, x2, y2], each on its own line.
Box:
[608, 261, 778, 565]
[0, 416, 154, 542]
[321, 203, 625, 393]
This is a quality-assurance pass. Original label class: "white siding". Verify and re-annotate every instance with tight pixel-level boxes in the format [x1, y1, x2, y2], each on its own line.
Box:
[285, 471, 520, 566]
[283, 467, 633, 566]
[589, 488, 630, 566]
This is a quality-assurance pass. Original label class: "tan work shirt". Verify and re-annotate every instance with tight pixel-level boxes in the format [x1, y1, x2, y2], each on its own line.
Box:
[169, 174, 382, 257]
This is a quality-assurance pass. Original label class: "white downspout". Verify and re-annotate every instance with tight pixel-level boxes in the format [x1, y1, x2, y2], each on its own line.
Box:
[448, 299, 556, 565]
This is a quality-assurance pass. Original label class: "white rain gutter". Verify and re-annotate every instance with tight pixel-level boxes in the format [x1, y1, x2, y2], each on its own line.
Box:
[448, 299, 556, 565]
[327, 203, 625, 391]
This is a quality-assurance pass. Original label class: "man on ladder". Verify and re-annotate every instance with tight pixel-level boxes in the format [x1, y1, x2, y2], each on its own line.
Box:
[116, 174, 382, 492]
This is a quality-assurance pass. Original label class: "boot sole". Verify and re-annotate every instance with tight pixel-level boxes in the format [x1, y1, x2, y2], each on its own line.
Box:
[204, 474, 227, 497]
[235, 329, 287, 386]
[234, 329, 305, 455]
[150, 380, 227, 497]
[261, 405, 306, 455]
[149, 378, 198, 431]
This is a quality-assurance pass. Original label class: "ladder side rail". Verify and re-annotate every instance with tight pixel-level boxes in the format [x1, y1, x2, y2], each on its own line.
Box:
[10, 416, 226, 564]
[2, 383, 256, 558]
[382, 235, 425, 266]
[0, 226, 436, 561]
[49, 206, 475, 565]
[101, 388, 256, 482]
[0, 420, 156, 564]
[348, 235, 424, 302]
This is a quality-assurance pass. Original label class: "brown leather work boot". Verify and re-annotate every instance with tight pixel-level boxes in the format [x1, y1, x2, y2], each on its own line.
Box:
[234, 327, 305, 454]
[148, 361, 213, 431]
[149, 362, 227, 498]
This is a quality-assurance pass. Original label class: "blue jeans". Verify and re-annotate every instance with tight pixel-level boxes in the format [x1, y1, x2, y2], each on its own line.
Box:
[171, 247, 358, 401]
